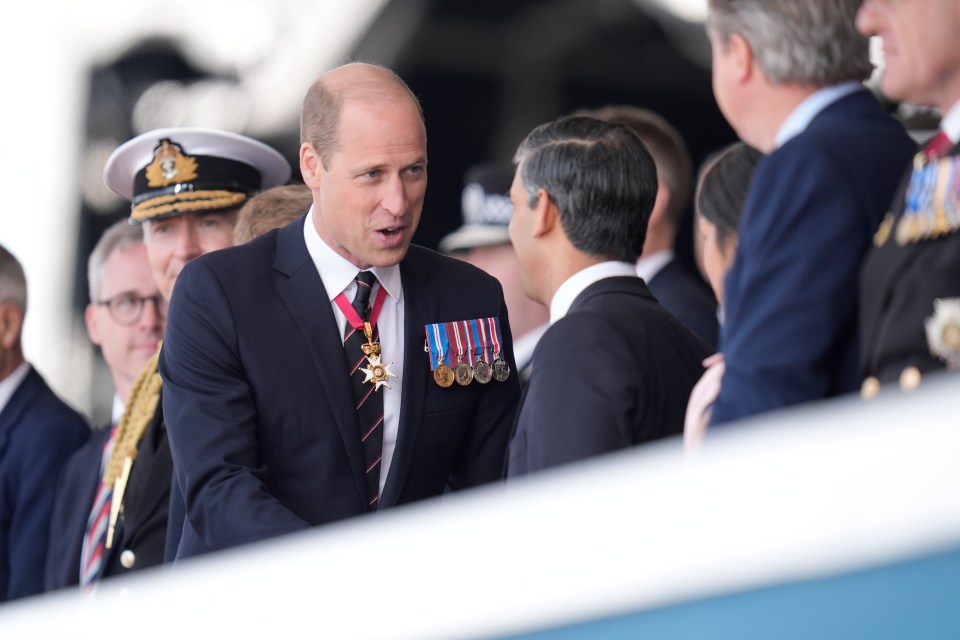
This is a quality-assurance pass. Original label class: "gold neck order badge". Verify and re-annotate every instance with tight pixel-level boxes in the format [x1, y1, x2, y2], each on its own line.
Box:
[360, 321, 397, 391]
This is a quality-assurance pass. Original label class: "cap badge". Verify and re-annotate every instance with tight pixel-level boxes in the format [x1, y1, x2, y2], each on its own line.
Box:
[145, 139, 199, 188]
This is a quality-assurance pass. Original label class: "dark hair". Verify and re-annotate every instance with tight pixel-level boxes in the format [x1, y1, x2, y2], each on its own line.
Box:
[696, 142, 762, 247]
[576, 105, 692, 226]
[514, 116, 658, 263]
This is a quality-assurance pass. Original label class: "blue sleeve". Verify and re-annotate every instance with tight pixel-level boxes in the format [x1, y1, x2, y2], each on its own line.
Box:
[711, 148, 871, 425]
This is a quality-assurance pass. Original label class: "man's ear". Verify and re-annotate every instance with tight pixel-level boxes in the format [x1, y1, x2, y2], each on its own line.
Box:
[84, 304, 102, 348]
[0, 302, 23, 350]
[300, 142, 323, 189]
[728, 32, 754, 84]
[531, 189, 557, 238]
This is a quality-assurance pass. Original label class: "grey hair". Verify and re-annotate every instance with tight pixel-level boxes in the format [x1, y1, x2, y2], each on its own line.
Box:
[0, 244, 27, 313]
[88, 220, 145, 302]
[708, 0, 872, 85]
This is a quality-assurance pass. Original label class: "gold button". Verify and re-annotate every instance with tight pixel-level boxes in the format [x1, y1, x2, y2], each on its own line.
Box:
[860, 376, 880, 400]
[120, 549, 136, 569]
[899, 366, 922, 392]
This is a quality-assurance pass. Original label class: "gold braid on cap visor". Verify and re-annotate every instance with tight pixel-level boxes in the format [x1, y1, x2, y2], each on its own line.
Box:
[131, 189, 249, 222]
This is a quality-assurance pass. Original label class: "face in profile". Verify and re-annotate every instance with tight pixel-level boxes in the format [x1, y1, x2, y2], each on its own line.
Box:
[307, 96, 427, 269]
[856, 0, 960, 108]
[143, 211, 239, 301]
[507, 167, 542, 305]
[697, 214, 737, 306]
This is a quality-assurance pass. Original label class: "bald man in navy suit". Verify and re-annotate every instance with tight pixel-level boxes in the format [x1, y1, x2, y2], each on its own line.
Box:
[161, 63, 519, 556]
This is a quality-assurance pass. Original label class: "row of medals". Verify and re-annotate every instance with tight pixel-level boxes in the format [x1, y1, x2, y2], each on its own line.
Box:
[433, 350, 510, 388]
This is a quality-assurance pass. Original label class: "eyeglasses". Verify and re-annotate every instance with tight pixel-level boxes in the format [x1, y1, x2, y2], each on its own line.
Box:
[95, 293, 167, 326]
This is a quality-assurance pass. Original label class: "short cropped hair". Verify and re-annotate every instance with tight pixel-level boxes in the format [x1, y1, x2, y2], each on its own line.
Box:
[233, 184, 314, 245]
[514, 116, 658, 263]
[0, 244, 27, 313]
[696, 142, 762, 248]
[708, 0, 872, 86]
[577, 105, 692, 227]
[88, 221, 145, 302]
[300, 63, 424, 170]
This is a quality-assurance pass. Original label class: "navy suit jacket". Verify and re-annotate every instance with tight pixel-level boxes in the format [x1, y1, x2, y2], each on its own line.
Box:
[647, 258, 719, 349]
[0, 367, 89, 601]
[860, 142, 960, 382]
[712, 88, 916, 425]
[44, 425, 110, 591]
[160, 218, 520, 557]
[507, 276, 712, 475]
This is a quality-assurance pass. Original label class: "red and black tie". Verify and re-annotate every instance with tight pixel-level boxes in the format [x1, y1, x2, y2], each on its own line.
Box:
[344, 271, 383, 509]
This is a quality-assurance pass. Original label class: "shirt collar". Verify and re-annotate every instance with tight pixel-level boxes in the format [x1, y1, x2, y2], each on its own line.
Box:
[549, 261, 638, 324]
[635, 249, 674, 283]
[303, 206, 402, 302]
[775, 82, 864, 149]
[939, 100, 960, 144]
[111, 393, 125, 425]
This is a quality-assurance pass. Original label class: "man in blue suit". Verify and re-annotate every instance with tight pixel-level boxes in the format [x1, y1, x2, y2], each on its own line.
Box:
[0, 245, 89, 601]
[704, 0, 916, 425]
[160, 63, 520, 557]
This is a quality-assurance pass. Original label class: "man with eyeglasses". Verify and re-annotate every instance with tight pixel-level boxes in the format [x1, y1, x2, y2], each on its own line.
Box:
[44, 128, 290, 591]
[45, 220, 164, 590]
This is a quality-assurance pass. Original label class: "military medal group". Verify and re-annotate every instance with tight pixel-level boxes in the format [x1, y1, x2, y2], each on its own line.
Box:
[426, 318, 510, 388]
[864, 144, 960, 398]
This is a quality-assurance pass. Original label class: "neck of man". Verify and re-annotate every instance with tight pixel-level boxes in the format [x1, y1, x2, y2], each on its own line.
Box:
[744, 82, 819, 153]
[0, 346, 25, 382]
[540, 246, 605, 308]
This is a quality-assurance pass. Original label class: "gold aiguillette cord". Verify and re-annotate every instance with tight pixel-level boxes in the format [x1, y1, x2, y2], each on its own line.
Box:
[105, 456, 133, 550]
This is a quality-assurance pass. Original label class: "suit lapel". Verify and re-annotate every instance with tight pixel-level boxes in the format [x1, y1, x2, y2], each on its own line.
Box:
[380, 248, 434, 507]
[273, 221, 368, 505]
[0, 368, 39, 454]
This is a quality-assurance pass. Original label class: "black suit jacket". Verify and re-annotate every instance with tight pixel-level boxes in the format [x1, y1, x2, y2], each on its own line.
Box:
[647, 258, 719, 349]
[860, 142, 960, 383]
[0, 367, 89, 601]
[45, 396, 172, 588]
[160, 218, 520, 557]
[507, 276, 712, 475]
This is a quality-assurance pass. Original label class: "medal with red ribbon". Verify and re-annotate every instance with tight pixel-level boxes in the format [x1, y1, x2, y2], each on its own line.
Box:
[334, 284, 397, 391]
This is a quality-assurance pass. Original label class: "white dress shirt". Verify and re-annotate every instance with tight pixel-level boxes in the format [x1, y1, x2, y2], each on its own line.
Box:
[635, 248, 673, 284]
[550, 261, 639, 324]
[940, 100, 960, 144]
[303, 207, 404, 492]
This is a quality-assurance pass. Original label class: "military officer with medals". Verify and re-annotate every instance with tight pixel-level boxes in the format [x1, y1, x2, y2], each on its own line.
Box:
[159, 63, 519, 558]
[73, 127, 291, 584]
[857, 0, 960, 395]
[506, 116, 713, 476]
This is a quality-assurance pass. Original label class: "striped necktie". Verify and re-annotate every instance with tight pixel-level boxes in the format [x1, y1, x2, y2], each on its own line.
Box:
[343, 271, 384, 509]
[79, 424, 118, 587]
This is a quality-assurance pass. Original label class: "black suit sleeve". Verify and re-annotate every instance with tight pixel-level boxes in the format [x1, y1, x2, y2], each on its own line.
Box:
[160, 260, 310, 552]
